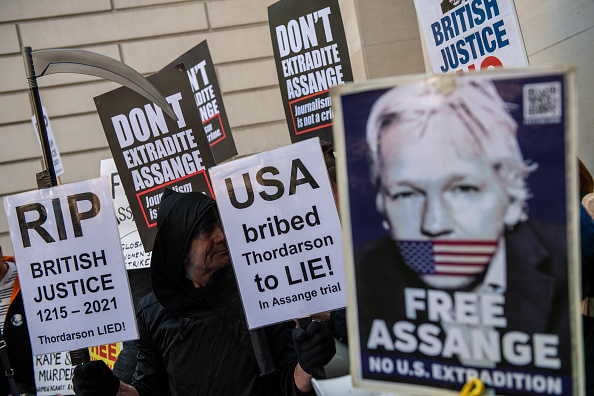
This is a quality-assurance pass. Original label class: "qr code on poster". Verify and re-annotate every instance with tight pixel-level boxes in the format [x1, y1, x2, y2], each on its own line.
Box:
[523, 81, 562, 125]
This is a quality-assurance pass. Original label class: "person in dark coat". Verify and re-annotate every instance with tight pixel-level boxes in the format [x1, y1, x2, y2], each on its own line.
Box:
[0, 248, 36, 395]
[72, 190, 335, 396]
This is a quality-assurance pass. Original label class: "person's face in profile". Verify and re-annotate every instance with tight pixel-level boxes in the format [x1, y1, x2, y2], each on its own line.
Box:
[376, 112, 510, 243]
[185, 220, 231, 286]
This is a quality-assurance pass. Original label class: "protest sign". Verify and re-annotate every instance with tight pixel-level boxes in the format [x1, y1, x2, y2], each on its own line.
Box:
[89, 342, 121, 369]
[331, 68, 582, 395]
[35, 352, 74, 395]
[34, 343, 121, 395]
[3, 177, 138, 355]
[100, 158, 151, 270]
[413, 0, 528, 73]
[210, 138, 346, 329]
[31, 106, 64, 177]
[162, 40, 237, 164]
[268, 0, 353, 144]
[95, 65, 216, 251]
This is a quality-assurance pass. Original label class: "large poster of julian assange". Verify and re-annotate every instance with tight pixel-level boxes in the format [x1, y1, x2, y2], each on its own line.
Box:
[331, 68, 582, 395]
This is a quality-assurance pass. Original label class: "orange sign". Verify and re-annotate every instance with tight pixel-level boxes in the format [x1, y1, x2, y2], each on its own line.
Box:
[89, 342, 121, 369]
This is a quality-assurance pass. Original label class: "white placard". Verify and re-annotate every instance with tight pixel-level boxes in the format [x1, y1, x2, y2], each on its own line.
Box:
[3, 178, 138, 355]
[100, 158, 152, 270]
[413, 0, 528, 73]
[210, 138, 346, 329]
[34, 352, 75, 395]
[31, 106, 64, 177]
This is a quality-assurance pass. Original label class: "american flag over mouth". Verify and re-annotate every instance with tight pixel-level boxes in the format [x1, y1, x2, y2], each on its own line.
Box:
[396, 240, 498, 276]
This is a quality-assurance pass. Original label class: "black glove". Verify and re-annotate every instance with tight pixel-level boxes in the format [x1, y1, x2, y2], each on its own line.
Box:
[73, 360, 120, 396]
[292, 320, 336, 375]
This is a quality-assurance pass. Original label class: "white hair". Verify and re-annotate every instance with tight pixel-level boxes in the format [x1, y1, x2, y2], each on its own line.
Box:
[366, 77, 536, 221]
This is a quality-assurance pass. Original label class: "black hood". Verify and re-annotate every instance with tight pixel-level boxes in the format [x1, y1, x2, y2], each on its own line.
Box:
[150, 189, 218, 312]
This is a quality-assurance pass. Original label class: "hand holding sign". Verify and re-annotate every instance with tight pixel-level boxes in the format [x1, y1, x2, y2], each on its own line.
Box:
[72, 360, 120, 396]
[293, 320, 336, 377]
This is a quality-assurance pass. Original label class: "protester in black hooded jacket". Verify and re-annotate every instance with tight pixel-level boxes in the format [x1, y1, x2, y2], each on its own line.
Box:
[0, 253, 36, 396]
[72, 190, 335, 396]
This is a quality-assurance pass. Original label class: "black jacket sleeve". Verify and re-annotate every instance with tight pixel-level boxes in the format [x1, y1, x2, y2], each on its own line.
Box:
[130, 297, 170, 396]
